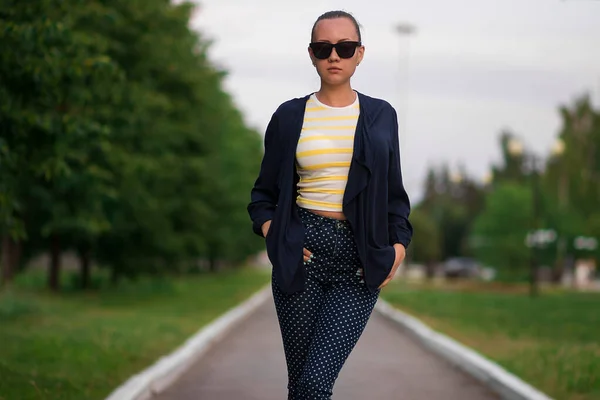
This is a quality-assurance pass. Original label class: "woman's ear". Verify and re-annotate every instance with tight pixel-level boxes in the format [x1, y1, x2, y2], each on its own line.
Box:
[356, 45, 365, 66]
[308, 46, 316, 66]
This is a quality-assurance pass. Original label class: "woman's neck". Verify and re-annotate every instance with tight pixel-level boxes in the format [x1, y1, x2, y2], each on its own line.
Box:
[315, 84, 356, 108]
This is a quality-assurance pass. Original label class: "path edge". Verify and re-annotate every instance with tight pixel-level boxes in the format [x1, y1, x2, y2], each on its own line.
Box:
[104, 284, 271, 400]
[375, 299, 554, 400]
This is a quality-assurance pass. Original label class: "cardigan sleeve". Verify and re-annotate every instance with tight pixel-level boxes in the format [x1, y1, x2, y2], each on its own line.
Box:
[247, 112, 282, 237]
[387, 106, 413, 248]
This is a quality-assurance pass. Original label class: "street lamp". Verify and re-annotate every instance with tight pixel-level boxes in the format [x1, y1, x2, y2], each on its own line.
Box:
[395, 23, 416, 36]
[549, 137, 569, 276]
[507, 138, 524, 156]
[393, 22, 417, 154]
[482, 172, 493, 186]
[552, 138, 566, 157]
[450, 171, 463, 184]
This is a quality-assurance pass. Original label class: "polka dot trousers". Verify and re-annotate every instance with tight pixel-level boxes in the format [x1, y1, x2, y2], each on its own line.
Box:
[272, 207, 380, 400]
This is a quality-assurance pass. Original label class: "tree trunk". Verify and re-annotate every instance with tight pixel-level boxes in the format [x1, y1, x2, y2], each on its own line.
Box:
[110, 265, 120, 286]
[552, 237, 567, 284]
[1, 235, 21, 286]
[425, 261, 436, 280]
[48, 234, 61, 291]
[13, 239, 22, 277]
[79, 248, 91, 290]
[1, 235, 14, 285]
[208, 256, 218, 273]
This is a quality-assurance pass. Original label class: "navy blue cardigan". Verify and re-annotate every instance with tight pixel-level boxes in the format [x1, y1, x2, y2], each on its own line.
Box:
[248, 92, 413, 294]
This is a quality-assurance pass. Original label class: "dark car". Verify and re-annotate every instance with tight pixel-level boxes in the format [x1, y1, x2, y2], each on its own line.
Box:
[443, 257, 481, 279]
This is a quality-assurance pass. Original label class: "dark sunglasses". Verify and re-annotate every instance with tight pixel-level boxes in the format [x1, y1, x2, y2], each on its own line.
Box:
[309, 41, 362, 60]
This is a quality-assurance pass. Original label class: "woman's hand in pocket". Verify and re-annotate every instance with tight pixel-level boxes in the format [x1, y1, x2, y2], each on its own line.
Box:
[261, 220, 272, 238]
[303, 248, 313, 263]
[378, 244, 406, 289]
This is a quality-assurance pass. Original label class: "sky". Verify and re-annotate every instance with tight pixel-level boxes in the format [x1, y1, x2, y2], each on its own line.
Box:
[190, 0, 600, 200]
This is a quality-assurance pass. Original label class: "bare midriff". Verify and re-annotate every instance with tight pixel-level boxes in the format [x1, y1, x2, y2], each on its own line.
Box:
[309, 209, 347, 220]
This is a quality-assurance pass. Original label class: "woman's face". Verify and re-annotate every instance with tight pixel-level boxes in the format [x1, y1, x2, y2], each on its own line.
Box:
[309, 17, 364, 87]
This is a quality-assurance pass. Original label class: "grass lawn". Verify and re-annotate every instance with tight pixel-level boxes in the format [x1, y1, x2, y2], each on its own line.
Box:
[381, 281, 600, 400]
[0, 267, 270, 400]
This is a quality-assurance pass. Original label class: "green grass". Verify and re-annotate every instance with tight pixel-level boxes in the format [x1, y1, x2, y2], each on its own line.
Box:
[0, 268, 270, 400]
[381, 281, 600, 400]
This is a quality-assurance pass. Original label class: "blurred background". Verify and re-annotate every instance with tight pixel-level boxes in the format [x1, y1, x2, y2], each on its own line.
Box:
[1, 1, 599, 399]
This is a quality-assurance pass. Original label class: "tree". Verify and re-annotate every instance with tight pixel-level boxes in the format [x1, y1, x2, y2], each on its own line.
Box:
[555, 95, 600, 216]
[408, 207, 442, 277]
[542, 94, 600, 276]
[1, 0, 265, 289]
[86, 0, 263, 279]
[0, 0, 121, 289]
[471, 182, 533, 279]
[491, 130, 528, 185]
[418, 164, 486, 261]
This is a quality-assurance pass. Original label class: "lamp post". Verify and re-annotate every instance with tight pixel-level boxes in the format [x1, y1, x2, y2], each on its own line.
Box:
[508, 137, 565, 297]
[482, 172, 493, 186]
[450, 171, 463, 184]
[529, 153, 542, 297]
[550, 138, 569, 280]
[393, 22, 416, 155]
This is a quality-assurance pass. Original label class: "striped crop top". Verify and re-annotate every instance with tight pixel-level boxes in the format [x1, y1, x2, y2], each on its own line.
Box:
[295, 93, 360, 212]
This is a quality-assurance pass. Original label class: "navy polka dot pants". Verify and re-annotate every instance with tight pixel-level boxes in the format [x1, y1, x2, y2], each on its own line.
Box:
[272, 207, 380, 400]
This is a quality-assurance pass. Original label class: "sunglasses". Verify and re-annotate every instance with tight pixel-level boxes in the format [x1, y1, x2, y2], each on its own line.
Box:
[309, 41, 362, 60]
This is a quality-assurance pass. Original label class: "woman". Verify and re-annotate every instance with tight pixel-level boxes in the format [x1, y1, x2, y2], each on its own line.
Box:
[248, 10, 413, 400]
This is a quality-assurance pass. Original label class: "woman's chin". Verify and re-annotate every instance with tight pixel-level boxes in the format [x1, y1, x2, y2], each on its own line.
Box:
[321, 75, 351, 87]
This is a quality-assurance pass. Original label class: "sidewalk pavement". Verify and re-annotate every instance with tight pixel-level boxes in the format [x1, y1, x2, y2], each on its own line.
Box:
[153, 295, 498, 399]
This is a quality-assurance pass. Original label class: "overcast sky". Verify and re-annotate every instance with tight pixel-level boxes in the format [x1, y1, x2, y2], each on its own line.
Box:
[190, 0, 600, 200]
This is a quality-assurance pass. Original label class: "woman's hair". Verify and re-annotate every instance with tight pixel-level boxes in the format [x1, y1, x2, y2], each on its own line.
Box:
[311, 10, 362, 42]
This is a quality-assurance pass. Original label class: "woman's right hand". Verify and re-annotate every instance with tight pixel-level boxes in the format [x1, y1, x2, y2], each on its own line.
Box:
[263, 220, 313, 262]
[261, 220, 272, 237]
[303, 247, 313, 263]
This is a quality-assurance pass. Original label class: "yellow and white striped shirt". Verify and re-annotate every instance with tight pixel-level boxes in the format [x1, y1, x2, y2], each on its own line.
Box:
[295, 93, 360, 212]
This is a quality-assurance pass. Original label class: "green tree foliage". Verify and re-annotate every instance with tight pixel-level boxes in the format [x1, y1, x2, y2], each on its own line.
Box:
[543, 95, 600, 264]
[0, 0, 263, 289]
[491, 130, 528, 184]
[408, 96, 599, 279]
[554, 95, 600, 216]
[471, 182, 533, 277]
[418, 164, 486, 261]
[408, 207, 441, 276]
[474, 94, 600, 278]
[0, 0, 122, 288]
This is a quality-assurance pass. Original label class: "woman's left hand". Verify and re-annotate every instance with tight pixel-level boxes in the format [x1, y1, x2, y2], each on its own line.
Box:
[378, 244, 406, 289]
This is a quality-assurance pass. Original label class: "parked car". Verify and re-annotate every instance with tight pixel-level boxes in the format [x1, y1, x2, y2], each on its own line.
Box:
[443, 257, 481, 279]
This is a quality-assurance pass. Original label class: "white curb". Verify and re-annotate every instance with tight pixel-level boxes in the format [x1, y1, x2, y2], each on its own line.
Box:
[375, 299, 554, 400]
[105, 285, 271, 400]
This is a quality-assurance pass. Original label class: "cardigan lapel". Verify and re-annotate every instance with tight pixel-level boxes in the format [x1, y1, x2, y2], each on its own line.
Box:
[288, 95, 311, 187]
[343, 92, 373, 207]
[288, 98, 308, 157]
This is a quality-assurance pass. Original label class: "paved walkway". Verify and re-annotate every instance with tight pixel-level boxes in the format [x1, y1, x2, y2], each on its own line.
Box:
[154, 296, 498, 400]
